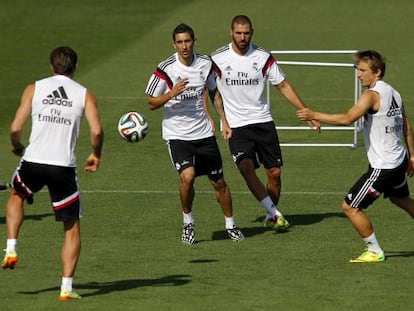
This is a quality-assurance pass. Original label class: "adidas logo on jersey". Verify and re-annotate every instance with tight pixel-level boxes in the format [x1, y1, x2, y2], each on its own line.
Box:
[386, 97, 401, 117]
[42, 86, 73, 107]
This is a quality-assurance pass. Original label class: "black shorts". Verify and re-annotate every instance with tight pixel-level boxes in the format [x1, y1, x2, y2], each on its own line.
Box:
[167, 136, 224, 181]
[229, 121, 283, 169]
[345, 157, 409, 209]
[12, 161, 82, 222]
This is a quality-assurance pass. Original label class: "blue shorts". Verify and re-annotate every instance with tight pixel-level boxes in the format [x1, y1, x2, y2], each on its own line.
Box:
[12, 160, 82, 221]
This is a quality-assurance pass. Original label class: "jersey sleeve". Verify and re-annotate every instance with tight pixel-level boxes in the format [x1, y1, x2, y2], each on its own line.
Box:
[206, 71, 217, 91]
[264, 55, 286, 86]
[145, 67, 171, 97]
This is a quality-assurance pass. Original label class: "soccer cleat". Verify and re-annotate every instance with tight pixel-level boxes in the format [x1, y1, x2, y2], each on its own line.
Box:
[349, 250, 385, 263]
[0, 182, 9, 191]
[182, 223, 195, 245]
[59, 290, 82, 301]
[1, 250, 18, 270]
[227, 226, 245, 242]
[264, 215, 290, 232]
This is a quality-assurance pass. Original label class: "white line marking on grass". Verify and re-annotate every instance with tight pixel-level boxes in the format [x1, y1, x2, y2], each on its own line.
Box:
[80, 189, 343, 195]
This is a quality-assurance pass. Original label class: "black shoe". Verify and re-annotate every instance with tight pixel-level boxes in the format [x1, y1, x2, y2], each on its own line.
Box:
[182, 223, 195, 245]
[227, 226, 245, 242]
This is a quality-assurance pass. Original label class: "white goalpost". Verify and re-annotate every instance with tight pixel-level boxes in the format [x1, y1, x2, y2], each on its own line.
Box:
[268, 50, 362, 147]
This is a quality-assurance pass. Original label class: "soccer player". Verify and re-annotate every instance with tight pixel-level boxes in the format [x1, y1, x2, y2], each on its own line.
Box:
[1, 46, 104, 299]
[297, 50, 414, 262]
[210, 15, 320, 232]
[145, 23, 244, 244]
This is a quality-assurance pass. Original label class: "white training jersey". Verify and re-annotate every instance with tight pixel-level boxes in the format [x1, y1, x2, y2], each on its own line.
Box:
[211, 43, 286, 128]
[145, 52, 215, 141]
[23, 75, 86, 167]
[363, 80, 406, 169]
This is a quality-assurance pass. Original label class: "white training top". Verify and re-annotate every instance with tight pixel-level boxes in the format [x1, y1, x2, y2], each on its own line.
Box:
[145, 52, 215, 141]
[23, 75, 86, 167]
[363, 80, 406, 169]
[211, 43, 286, 128]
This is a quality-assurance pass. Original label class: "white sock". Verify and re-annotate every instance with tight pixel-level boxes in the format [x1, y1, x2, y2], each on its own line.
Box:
[260, 196, 281, 218]
[363, 233, 383, 254]
[61, 277, 73, 292]
[225, 216, 235, 229]
[183, 211, 194, 225]
[6, 239, 17, 252]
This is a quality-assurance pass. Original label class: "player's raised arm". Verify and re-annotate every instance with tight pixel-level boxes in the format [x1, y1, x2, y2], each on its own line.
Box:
[297, 90, 377, 126]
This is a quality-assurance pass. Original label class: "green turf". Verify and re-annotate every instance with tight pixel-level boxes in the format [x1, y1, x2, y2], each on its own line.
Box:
[1, 0, 414, 310]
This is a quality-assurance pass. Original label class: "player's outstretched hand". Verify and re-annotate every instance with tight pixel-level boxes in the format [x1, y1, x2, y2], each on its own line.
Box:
[297, 108, 321, 133]
[85, 153, 100, 172]
[297, 108, 314, 121]
[308, 120, 321, 133]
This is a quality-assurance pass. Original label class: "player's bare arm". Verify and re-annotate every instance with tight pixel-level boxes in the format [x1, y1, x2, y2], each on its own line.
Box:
[402, 109, 414, 176]
[148, 78, 189, 110]
[203, 89, 215, 131]
[210, 89, 232, 140]
[297, 90, 378, 126]
[276, 79, 321, 131]
[84, 89, 104, 172]
[10, 84, 34, 156]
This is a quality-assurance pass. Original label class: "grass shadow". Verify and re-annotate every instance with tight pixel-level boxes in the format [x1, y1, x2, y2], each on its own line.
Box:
[385, 250, 414, 258]
[211, 212, 345, 240]
[0, 213, 54, 225]
[18, 274, 191, 298]
[282, 212, 346, 226]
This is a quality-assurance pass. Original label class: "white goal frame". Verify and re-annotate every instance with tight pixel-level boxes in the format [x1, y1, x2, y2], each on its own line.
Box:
[268, 50, 362, 147]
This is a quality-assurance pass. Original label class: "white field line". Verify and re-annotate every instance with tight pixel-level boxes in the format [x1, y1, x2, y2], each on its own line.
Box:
[79, 189, 343, 195]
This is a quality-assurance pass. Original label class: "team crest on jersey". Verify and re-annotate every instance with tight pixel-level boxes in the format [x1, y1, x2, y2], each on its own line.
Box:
[225, 66, 232, 74]
[252, 62, 259, 71]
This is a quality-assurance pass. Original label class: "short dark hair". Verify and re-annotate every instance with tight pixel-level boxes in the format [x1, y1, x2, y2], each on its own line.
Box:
[354, 50, 386, 78]
[172, 23, 195, 41]
[49, 46, 78, 76]
[231, 15, 253, 30]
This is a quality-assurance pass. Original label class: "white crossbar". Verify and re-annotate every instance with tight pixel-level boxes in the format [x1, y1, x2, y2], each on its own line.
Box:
[271, 50, 357, 54]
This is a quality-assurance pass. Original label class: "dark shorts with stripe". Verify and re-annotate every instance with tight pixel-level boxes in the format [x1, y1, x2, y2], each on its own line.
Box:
[167, 136, 224, 181]
[345, 156, 409, 209]
[12, 160, 81, 222]
[228, 121, 283, 169]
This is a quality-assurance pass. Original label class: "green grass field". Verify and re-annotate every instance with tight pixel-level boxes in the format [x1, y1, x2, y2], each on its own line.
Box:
[1, 0, 414, 310]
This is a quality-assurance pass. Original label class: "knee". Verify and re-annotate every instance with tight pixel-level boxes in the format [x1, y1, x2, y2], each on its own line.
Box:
[180, 170, 195, 186]
[267, 167, 281, 177]
[266, 167, 281, 183]
[211, 178, 227, 192]
[341, 201, 354, 216]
